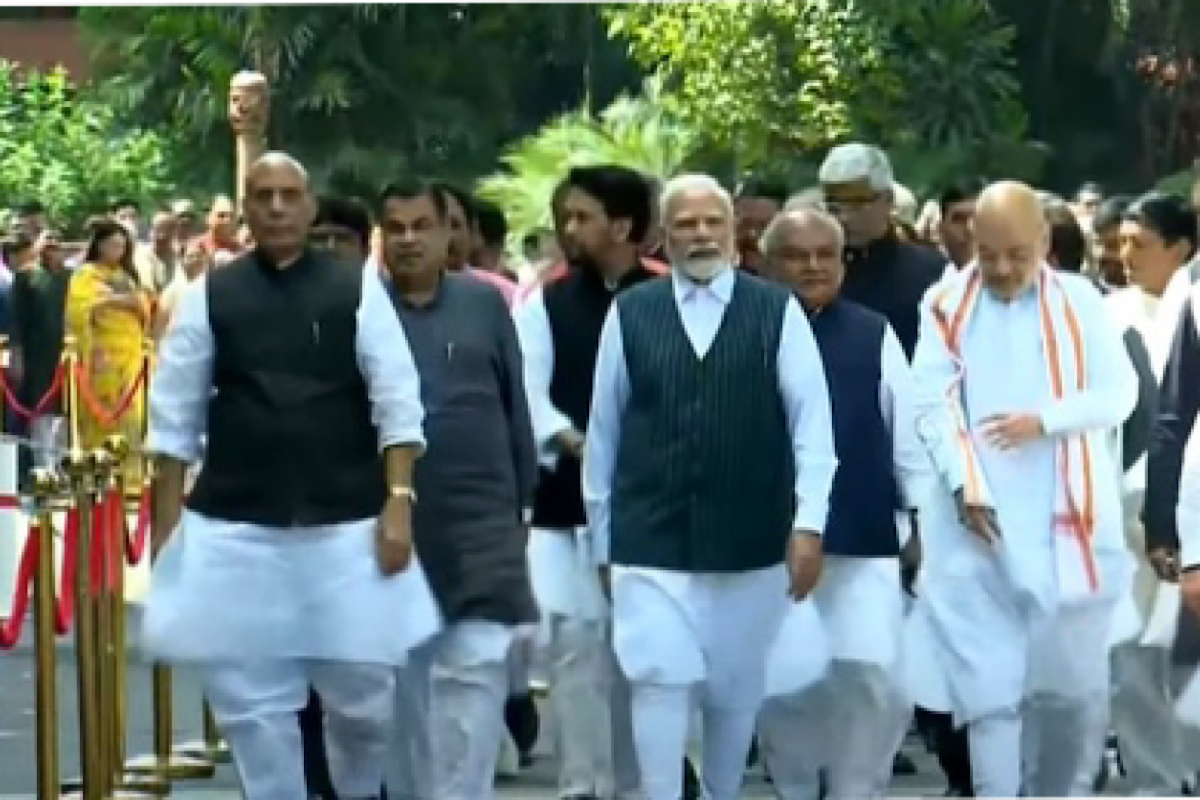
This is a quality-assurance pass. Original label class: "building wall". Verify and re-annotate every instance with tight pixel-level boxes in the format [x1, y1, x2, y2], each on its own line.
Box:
[0, 9, 86, 81]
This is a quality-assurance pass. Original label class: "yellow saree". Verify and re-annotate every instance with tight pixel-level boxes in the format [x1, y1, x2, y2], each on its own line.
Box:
[64, 263, 152, 483]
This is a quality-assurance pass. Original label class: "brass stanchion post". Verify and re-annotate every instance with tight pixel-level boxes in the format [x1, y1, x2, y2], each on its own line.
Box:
[31, 467, 63, 800]
[61, 450, 103, 800]
[116, 432, 213, 782]
[90, 448, 167, 797]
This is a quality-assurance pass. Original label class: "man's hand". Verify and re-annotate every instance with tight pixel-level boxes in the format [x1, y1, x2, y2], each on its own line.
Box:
[1149, 546, 1180, 583]
[555, 428, 585, 460]
[150, 501, 182, 560]
[954, 488, 1001, 545]
[786, 530, 822, 600]
[980, 413, 1044, 451]
[375, 495, 413, 576]
[1183, 569, 1200, 619]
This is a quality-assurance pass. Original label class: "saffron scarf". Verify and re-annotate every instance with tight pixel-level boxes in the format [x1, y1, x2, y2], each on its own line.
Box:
[930, 265, 1099, 601]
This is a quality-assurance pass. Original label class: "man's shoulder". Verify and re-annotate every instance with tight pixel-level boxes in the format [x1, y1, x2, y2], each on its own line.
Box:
[895, 240, 949, 282]
[448, 270, 509, 312]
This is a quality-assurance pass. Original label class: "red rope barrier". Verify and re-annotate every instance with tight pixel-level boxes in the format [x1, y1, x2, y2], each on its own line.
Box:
[0, 364, 64, 422]
[0, 504, 80, 648]
[73, 359, 147, 429]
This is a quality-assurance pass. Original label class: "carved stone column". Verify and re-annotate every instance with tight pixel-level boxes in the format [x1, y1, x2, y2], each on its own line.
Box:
[227, 71, 270, 207]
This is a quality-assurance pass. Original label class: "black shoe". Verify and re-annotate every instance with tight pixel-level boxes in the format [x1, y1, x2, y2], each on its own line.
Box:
[747, 735, 759, 767]
[683, 756, 701, 800]
[893, 752, 918, 776]
[504, 694, 540, 758]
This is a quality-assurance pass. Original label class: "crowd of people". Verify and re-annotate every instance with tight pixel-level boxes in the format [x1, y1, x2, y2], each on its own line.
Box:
[6, 139, 1200, 800]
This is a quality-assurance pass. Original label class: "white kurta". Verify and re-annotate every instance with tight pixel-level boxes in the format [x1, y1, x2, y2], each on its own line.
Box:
[911, 268, 1137, 722]
[141, 264, 442, 665]
[513, 286, 607, 622]
[582, 267, 838, 693]
[1107, 286, 1183, 646]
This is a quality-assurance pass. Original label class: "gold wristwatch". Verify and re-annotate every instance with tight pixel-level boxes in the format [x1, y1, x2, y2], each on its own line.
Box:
[389, 485, 417, 503]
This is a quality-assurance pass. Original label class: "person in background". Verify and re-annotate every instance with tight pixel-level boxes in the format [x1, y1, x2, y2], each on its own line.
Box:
[153, 241, 213, 340]
[1072, 181, 1106, 232]
[310, 195, 372, 266]
[938, 179, 985, 272]
[195, 194, 244, 266]
[111, 198, 143, 241]
[64, 219, 153, 484]
[1090, 196, 1134, 292]
[12, 200, 48, 241]
[8, 229, 69, 477]
[733, 178, 789, 274]
[172, 199, 203, 250]
[474, 198, 520, 283]
[292, 192, 374, 799]
[819, 143, 946, 359]
[434, 183, 517, 306]
[134, 209, 180, 293]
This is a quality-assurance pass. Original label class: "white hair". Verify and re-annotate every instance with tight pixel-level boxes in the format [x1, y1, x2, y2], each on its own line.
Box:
[760, 207, 845, 256]
[658, 173, 734, 223]
[784, 187, 825, 211]
[246, 151, 310, 187]
[892, 182, 917, 224]
[818, 143, 894, 191]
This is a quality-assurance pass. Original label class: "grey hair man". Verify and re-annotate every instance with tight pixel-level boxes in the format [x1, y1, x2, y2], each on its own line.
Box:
[755, 208, 932, 799]
[818, 143, 947, 358]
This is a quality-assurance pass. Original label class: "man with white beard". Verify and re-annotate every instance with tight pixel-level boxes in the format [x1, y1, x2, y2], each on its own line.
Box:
[754, 208, 933, 799]
[911, 181, 1137, 797]
[582, 173, 838, 800]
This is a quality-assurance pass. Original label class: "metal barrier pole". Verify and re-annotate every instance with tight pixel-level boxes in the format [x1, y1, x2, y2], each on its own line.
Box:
[31, 467, 62, 800]
[61, 450, 103, 800]
[115, 432, 214, 783]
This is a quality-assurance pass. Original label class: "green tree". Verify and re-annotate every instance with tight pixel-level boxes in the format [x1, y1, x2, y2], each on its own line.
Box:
[604, 0, 1034, 185]
[79, 5, 641, 195]
[0, 62, 176, 232]
[477, 76, 700, 251]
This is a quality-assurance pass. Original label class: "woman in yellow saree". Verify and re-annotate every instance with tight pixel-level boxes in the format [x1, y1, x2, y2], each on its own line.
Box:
[65, 220, 153, 484]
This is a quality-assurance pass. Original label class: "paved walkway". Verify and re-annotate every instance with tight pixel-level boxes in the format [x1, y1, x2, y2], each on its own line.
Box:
[0, 627, 1130, 798]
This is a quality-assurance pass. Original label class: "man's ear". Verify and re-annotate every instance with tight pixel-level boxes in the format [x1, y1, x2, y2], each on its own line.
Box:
[612, 218, 632, 245]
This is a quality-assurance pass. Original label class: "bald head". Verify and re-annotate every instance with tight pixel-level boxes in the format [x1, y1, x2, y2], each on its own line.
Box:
[245, 151, 309, 193]
[761, 208, 844, 257]
[974, 180, 1049, 300]
[759, 208, 845, 310]
[242, 151, 315, 265]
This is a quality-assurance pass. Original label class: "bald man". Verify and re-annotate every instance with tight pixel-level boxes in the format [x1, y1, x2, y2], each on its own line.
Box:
[911, 181, 1137, 796]
[142, 152, 440, 800]
[755, 209, 932, 799]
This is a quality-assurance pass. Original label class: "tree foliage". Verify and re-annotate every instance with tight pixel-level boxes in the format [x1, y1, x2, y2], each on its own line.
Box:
[0, 62, 175, 232]
[477, 76, 700, 251]
[79, 4, 641, 196]
[604, 0, 1034, 185]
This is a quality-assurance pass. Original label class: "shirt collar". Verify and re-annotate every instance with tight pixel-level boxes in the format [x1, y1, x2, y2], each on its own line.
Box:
[671, 266, 736, 305]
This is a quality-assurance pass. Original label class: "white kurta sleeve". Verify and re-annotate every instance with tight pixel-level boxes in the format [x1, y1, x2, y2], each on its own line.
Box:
[513, 288, 575, 468]
[146, 279, 214, 464]
[911, 289, 979, 499]
[880, 323, 936, 510]
[777, 298, 838, 534]
[1040, 284, 1139, 437]
[354, 266, 425, 452]
[581, 306, 631, 565]
[1179, 427, 1200, 569]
